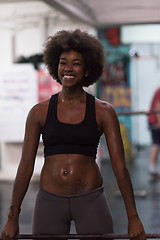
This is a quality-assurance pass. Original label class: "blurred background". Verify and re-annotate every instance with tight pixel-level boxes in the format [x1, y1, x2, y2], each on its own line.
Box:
[0, 0, 160, 237]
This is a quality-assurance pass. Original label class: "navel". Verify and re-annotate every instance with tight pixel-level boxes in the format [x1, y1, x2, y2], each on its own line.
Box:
[63, 170, 68, 176]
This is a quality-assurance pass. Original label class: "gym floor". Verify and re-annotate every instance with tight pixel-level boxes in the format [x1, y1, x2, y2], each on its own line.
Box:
[0, 146, 160, 237]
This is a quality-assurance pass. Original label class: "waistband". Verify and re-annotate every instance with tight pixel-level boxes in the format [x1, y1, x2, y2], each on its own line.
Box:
[39, 186, 104, 199]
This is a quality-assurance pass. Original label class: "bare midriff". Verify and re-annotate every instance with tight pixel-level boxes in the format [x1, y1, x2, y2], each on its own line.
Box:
[40, 154, 103, 195]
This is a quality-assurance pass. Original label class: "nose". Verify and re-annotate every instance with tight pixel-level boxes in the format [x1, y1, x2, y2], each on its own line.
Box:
[64, 64, 73, 71]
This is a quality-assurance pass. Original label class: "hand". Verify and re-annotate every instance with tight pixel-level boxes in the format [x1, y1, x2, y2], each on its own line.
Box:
[128, 215, 146, 240]
[0, 219, 19, 240]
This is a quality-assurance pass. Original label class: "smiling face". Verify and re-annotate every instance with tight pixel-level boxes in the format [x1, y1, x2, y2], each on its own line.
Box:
[58, 50, 86, 88]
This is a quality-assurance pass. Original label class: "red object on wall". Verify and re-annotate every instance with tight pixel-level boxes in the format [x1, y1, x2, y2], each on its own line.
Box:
[106, 27, 120, 46]
[38, 69, 62, 102]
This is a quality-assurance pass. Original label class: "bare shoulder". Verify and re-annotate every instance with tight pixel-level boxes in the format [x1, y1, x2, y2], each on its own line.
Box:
[27, 99, 50, 127]
[95, 97, 119, 134]
[95, 97, 117, 119]
[29, 99, 49, 113]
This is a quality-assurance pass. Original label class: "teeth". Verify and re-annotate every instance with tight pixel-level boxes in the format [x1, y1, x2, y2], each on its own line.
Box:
[64, 75, 75, 79]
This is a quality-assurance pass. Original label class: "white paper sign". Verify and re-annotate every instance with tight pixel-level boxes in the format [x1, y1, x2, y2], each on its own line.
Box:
[0, 64, 37, 141]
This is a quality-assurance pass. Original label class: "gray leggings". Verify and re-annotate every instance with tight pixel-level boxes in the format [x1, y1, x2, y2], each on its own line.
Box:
[32, 186, 113, 235]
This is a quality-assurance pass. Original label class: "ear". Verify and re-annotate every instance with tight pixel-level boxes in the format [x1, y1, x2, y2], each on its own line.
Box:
[85, 71, 89, 77]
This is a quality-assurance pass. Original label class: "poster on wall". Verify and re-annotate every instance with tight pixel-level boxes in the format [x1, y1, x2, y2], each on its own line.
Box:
[0, 64, 37, 141]
[98, 27, 133, 161]
[101, 60, 127, 85]
[0, 64, 37, 113]
[99, 85, 133, 162]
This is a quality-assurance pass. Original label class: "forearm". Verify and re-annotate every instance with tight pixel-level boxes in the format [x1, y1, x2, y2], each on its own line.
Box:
[114, 165, 138, 219]
[0, 173, 27, 240]
[0, 169, 31, 239]
[9, 164, 33, 217]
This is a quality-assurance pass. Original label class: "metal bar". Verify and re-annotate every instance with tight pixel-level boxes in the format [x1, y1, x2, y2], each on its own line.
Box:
[43, 0, 96, 26]
[16, 233, 160, 239]
[117, 110, 160, 116]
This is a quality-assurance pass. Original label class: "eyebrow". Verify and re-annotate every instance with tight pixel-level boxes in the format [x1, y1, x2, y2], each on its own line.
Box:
[60, 57, 82, 61]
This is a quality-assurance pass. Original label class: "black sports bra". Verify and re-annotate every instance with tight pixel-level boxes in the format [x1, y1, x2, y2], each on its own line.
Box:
[41, 92, 101, 158]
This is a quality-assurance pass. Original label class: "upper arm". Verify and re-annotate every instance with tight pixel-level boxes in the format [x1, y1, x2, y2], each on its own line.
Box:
[19, 104, 41, 172]
[100, 102, 125, 170]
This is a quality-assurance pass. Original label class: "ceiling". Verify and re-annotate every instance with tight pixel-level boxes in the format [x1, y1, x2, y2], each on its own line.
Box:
[43, 0, 160, 26]
[0, 0, 160, 30]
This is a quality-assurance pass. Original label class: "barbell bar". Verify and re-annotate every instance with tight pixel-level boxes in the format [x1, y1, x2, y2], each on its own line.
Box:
[15, 233, 160, 239]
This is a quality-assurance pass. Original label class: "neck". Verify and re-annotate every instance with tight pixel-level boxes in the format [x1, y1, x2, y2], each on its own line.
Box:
[59, 88, 85, 103]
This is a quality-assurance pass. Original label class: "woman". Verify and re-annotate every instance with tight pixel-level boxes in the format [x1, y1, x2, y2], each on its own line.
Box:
[148, 87, 160, 181]
[0, 29, 145, 240]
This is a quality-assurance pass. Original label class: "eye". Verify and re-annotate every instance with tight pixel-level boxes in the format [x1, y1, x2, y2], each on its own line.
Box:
[59, 61, 66, 65]
[73, 62, 81, 66]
